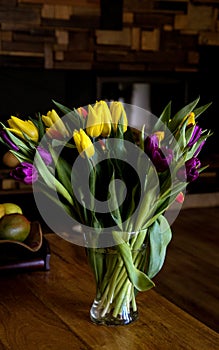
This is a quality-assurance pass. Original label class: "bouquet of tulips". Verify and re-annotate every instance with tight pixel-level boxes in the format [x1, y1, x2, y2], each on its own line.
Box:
[0, 97, 211, 324]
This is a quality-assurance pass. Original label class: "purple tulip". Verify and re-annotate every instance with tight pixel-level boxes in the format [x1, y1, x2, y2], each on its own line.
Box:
[177, 157, 201, 182]
[144, 134, 173, 172]
[37, 146, 52, 165]
[10, 162, 38, 184]
[0, 130, 19, 151]
[188, 125, 202, 147]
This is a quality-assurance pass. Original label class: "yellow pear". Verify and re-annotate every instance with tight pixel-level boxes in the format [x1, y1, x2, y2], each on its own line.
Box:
[2, 203, 23, 215]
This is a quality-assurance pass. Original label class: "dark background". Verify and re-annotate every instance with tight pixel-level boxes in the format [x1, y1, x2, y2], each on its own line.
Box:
[0, 67, 218, 158]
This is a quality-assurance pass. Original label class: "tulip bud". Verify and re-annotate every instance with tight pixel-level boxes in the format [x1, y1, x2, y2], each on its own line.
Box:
[110, 101, 128, 133]
[37, 146, 52, 166]
[10, 162, 38, 184]
[44, 128, 63, 140]
[187, 125, 202, 147]
[77, 107, 87, 119]
[187, 112, 195, 126]
[7, 116, 39, 143]
[93, 101, 112, 137]
[0, 130, 19, 151]
[176, 192, 184, 204]
[42, 109, 69, 138]
[73, 129, 95, 158]
[86, 105, 103, 138]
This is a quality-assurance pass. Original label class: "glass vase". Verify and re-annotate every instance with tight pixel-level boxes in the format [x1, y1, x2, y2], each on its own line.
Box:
[86, 236, 148, 326]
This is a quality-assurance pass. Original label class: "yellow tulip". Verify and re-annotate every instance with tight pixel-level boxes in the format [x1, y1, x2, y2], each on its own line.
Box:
[154, 131, 165, 142]
[73, 129, 95, 158]
[7, 116, 39, 143]
[93, 101, 112, 137]
[187, 112, 195, 126]
[86, 104, 103, 138]
[181, 111, 195, 127]
[42, 109, 69, 138]
[110, 101, 128, 133]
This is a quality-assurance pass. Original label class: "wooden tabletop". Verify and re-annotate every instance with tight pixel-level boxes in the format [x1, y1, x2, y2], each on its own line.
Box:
[0, 233, 218, 350]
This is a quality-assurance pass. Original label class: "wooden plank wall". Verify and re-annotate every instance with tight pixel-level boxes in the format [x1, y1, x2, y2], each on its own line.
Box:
[0, 0, 218, 71]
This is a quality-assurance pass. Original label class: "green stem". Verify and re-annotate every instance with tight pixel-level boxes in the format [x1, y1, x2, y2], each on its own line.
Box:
[89, 231, 148, 320]
[112, 279, 131, 318]
[131, 286, 137, 312]
[100, 262, 123, 317]
[108, 245, 146, 317]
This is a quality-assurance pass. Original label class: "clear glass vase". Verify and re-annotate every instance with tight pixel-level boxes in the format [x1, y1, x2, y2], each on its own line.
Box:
[87, 240, 147, 326]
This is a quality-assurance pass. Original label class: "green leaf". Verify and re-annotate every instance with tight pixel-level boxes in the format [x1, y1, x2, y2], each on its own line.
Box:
[34, 150, 74, 207]
[28, 114, 44, 141]
[193, 102, 212, 119]
[174, 117, 188, 149]
[2, 128, 33, 156]
[38, 180, 74, 218]
[185, 131, 212, 160]
[143, 181, 187, 229]
[52, 100, 83, 130]
[139, 124, 145, 151]
[147, 215, 172, 279]
[124, 182, 139, 231]
[49, 145, 74, 197]
[52, 100, 73, 114]
[168, 97, 200, 133]
[10, 150, 32, 163]
[153, 101, 172, 132]
[116, 112, 126, 139]
[184, 124, 195, 146]
[134, 166, 159, 231]
[112, 231, 155, 291]
[51, 139, 75, 149]
[108, 172, 123, 230]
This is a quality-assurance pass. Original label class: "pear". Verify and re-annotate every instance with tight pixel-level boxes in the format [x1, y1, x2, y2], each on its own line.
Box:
[2, 203, 23, 215]
[2, 151, 20, 168]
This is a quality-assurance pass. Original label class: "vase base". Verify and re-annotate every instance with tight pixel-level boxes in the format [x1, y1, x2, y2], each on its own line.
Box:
[90, 313, 138, 326]
[90, 299, 139, 326]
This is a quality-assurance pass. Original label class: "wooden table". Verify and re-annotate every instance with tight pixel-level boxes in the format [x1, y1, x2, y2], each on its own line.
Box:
[0, 233, 218, 350]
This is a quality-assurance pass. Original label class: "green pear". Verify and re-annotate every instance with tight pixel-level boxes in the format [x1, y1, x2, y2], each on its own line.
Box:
[0, 214, 31, 242]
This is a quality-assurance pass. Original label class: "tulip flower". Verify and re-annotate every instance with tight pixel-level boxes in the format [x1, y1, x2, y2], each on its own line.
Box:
[42, 109, 69, 138]
[77, 107, 88, 119]
[45, 128, 64, 140]
[0, 130, 19, 151]
[10, 162, 38, 184]
[187, 112, 195, 126]
[93, 101, 112, 137]
[7, 116, 39, 143]
[176, 192, 184, 204]
[177, 157, 201, 182]
[110, 101, 128, 133]
[187, 125, 202, 147]
[86, 104, 103, 138]
[144, 134, 173, 172]
[73, 129, 95, 158]
[37, 146, 52, 165]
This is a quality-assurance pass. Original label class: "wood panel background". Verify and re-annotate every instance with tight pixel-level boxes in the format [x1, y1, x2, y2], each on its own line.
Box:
[0, 0, 218, 71]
